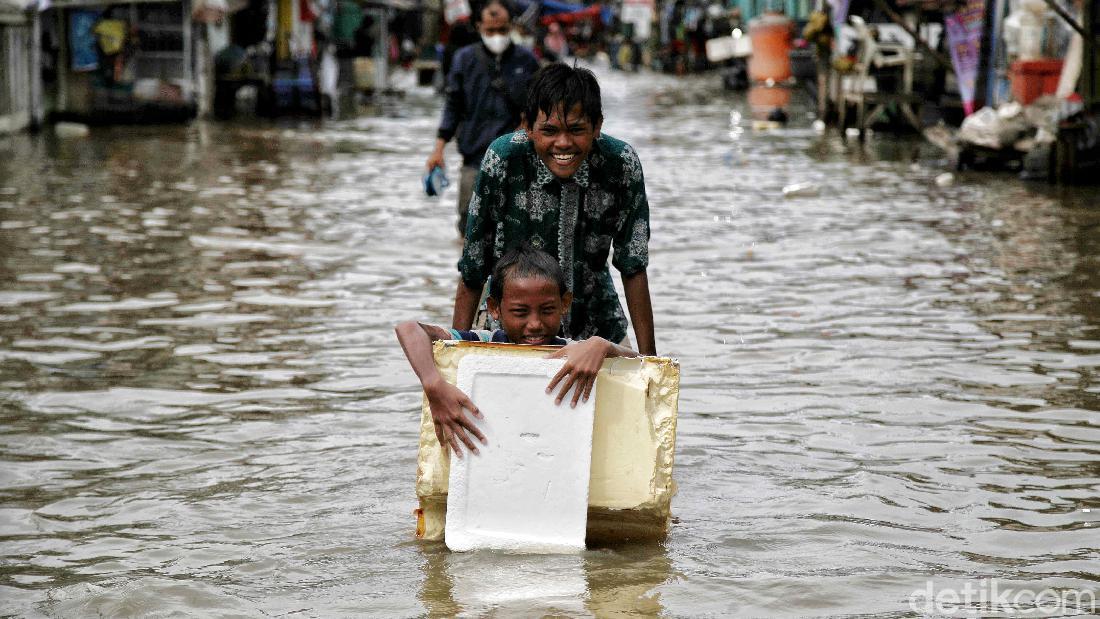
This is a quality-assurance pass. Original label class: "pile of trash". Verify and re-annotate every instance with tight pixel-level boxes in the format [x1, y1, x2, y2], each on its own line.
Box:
[958, 98, 1072, 153]
[953, 96, 1097, 180]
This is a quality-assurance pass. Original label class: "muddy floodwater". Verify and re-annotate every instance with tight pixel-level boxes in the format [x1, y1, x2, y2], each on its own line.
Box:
[1, 67, 1098, 617]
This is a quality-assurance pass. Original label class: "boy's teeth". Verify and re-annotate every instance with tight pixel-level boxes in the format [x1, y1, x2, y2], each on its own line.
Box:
[552, 154, 574, 161]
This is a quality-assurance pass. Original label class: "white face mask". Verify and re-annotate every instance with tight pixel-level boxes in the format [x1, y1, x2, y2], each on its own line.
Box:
[481, 33, 510, 55]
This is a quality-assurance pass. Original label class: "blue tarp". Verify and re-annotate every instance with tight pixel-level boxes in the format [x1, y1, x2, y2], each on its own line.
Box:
[514, 0, 611, 25]
[514, 0, 589, 16]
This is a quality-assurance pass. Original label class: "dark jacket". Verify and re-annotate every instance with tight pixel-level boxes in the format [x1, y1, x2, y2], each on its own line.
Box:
[437, 42, 540, 167]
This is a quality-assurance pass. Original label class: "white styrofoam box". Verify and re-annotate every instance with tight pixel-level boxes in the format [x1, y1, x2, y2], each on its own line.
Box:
[445, 354, 596, 553]
[416, 342, 680, 543]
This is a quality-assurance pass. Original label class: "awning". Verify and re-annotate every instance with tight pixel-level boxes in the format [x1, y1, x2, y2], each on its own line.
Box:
[538, 3, 602, 25]
[47, 0, 182, 7]
[514, 0, 594, 16]
[0, 0, 35, 12]
[359, 0, 421, 9]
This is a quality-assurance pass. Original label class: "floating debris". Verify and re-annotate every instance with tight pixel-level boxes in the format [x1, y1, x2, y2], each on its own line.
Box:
[782, 183, 821, 198]
[54, 122, 89, 138]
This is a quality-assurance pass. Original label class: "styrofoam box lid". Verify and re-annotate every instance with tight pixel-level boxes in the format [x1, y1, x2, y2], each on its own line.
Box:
[445, 354, 597, 553]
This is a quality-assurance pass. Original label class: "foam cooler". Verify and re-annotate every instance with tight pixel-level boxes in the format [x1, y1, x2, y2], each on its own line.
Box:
[415, 340, 681, 544]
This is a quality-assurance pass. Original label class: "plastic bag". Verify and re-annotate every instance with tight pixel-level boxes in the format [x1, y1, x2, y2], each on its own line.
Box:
[959, 107, 1002, 148]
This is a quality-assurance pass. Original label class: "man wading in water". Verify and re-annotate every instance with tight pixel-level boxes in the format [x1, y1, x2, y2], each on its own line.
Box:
[452, 63, 656, 355]
[426, 0, 540, 238]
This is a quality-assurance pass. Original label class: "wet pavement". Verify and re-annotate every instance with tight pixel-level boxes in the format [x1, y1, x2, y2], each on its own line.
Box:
[1, 67, 1098, 617]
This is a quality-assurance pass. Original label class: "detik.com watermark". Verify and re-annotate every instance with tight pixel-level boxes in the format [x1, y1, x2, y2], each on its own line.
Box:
[909, 579, 1097, 616]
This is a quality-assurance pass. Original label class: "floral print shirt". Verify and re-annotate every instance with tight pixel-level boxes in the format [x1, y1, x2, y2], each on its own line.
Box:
[458, 131, 650, 342]
[447, 328, 569, 346]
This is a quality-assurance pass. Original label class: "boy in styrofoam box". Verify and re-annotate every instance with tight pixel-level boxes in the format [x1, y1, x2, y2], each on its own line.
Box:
[396, 243, 637, 457]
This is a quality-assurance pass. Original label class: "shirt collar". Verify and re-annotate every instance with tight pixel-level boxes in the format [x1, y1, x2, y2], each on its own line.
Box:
[532, 154, 590, 188]
[492, 329, 568, 346]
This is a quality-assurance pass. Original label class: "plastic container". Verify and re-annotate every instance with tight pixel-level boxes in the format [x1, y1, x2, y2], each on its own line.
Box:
[748, 14, 793, 83]
[1009, 59, 1064, 104]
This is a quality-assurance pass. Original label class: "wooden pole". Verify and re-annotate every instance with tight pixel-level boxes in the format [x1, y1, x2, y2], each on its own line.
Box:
[1084, 0, 1098, 111]
[974, 0, 998, 111]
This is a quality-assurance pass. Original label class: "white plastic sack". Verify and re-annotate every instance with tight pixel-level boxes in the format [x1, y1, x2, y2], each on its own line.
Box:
[192, 0, 227, 23]
[958, 107, 1002, 149]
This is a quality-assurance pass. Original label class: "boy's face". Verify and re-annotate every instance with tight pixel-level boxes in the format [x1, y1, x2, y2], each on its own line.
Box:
[525, 103, 602, 180]
[487, 276, 572, 345]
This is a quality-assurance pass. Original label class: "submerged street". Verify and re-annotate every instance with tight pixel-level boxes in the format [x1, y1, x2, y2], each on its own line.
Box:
[1, 67, 1098, 616]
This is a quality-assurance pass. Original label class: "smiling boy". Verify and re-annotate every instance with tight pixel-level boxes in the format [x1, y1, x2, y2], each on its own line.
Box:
[397, 245, 636, 457]
[452, 63, 656, 356]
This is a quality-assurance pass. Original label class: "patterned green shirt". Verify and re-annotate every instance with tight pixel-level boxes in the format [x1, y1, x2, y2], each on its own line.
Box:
[458, 131, 650, 342]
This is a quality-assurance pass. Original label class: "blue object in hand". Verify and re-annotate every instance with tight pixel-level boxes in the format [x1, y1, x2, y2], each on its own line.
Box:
[424, 166, 450, 197]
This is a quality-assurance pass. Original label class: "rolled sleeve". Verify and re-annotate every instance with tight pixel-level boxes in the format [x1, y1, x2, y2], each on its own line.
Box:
[611, 147, 650, 275]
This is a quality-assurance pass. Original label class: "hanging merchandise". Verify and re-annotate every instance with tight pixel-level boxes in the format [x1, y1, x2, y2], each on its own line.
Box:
[621, 0, 653, 42]
[828, 0, 849, 34]
[334, 1, 364, 47]
[92, 19, 125, 55]
[69, 10, 100, 71]
[299, 0, 318, 22]
[945, 0, 984, 115]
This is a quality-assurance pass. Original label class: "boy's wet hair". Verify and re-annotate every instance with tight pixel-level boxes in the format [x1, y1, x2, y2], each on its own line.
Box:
[489, 244, 567, 301]
[523, 63, 603, 129]
[474, 0, 513, 22]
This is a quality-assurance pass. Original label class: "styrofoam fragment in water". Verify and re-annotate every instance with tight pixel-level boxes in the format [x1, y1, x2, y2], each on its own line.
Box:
[445, 354, 596, 553]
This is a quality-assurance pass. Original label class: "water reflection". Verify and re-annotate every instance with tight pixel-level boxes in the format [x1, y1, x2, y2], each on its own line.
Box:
[746, 85, 792, 119]
[418, 541, 673, 617]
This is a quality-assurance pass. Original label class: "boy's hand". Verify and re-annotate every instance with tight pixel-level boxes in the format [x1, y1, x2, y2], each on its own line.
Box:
[545, 338, 610, 408]
[425, 378, 486, 458]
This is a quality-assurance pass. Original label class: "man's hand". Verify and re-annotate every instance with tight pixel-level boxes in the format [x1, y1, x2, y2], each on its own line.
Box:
[545, 338, 611, 408]
[426, 139, 447, 172]
[425, 377, 486, 458]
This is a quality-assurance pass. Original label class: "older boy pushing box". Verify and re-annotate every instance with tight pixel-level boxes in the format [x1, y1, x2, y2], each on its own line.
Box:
[451, 63, 657, 356]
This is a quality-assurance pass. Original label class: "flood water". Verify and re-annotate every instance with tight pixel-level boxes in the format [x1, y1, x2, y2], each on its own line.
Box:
[1, 67, 1098, 617]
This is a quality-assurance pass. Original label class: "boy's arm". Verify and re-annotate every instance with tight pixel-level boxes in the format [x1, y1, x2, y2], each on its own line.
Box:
[623, 269, 656, 356]
[394, 321, 486, 457]
[454, 148, 501, 328]
[452, 280, 480, 330]
[545, 337, 638, 408]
